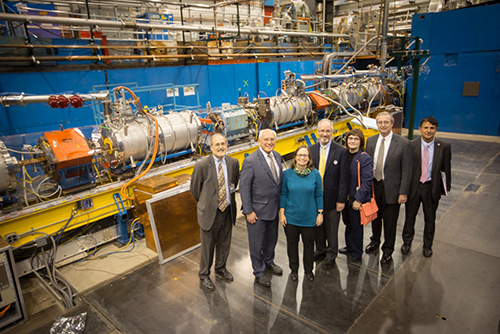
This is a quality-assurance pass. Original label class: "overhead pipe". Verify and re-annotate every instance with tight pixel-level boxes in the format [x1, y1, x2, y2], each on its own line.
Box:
[0, 92, 110, 107]
[0, 13, 348, 39]
[0, 51, 325, 64]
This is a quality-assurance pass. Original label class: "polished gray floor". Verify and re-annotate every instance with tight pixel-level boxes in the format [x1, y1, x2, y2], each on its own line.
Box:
[5, 136, 500, 334]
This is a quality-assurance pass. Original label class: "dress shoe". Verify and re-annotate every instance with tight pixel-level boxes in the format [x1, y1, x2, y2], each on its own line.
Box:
[347, 255, 362, 263]
[323, 260, 335, 270]
[266, 263, 283, 276]
[201, 277, 215, 291]
[306, 272, 315, 282]
[339, 247, 351, 255]
[255, 275, 271, 287]
[380, 254, 393, 264]
[423, 248, 433, 257]
[215, 268, 234, 282]
[365, 242, 379, 254]
[401, 243, 411, 255]
[290, 272, 298, 282]
[314, 252, 326, 261]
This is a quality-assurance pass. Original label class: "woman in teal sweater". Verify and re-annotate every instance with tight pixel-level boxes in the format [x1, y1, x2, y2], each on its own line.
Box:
[279, 145, 323, 282]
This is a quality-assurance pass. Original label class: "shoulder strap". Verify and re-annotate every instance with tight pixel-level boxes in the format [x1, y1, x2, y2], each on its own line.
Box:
[357, 159, 361, 188]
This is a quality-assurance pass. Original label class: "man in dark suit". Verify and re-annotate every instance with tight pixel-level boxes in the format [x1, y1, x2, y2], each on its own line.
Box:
[310, 119, 349, 270]
[365, 111, 412, 264]
[401, 116, 451, 257]
[240, 129, 283, 287]
[190, 133, 240, 291]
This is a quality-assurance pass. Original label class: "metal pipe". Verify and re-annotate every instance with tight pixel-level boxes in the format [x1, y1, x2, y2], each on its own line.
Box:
[380, 0, 391, 71]
[0, 12, 348, 38]
[0, 92, 110, 107]
[0, 51, 325, 64]
[0, 44, 330, 51]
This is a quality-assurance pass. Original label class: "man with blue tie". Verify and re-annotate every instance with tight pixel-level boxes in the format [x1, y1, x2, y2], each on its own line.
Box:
[240, 129, 284, 287]
[401, 116, 452, 257]
[190, 133, 240, 291]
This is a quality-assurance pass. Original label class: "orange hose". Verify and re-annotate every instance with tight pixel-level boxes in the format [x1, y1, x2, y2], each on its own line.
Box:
[379, 82, 387, 106]
[0, 304, 11, 317]
[113, 86, 160, 200]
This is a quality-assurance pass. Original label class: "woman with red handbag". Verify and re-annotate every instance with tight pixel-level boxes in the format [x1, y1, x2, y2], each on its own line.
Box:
[339, 129, 374, 263]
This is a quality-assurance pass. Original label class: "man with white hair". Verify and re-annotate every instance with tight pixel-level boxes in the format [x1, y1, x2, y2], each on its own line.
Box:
[240, 129, 284, 287]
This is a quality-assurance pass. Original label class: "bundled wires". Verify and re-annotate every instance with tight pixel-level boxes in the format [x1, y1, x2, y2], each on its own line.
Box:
[28, 205, 78, 309]
[114, 86, 159, 200]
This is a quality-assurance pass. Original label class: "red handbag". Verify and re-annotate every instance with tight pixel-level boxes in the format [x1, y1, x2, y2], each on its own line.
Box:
[357, 156, 378, 226]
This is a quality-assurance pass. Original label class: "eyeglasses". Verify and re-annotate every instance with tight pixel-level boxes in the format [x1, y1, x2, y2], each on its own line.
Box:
[348, 137, 360, 141]
[296, 154, 309, 158]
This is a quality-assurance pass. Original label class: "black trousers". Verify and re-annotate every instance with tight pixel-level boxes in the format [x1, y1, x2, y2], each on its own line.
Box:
[314, 209, 340, 261]
[403, 182, 439, 249]
[199, 207, 232, 279]
[371, 181, 401, 256]
[342, 204, 363, 259]
[285, 223, 315, 274]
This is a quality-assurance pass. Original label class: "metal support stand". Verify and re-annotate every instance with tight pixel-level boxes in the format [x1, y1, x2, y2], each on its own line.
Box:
[113, 193, 130, 245]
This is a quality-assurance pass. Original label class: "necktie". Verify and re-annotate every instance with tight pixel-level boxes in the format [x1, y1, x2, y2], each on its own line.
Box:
[420, 144, 429, 183]
[375, 138, 385, 182]
[268, 153, 278, 182]
[218, 160, 227, 211]
[319, 146, 326, 180]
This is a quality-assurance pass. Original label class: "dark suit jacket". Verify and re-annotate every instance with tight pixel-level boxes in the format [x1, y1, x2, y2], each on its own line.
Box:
[408, 137, 452, 202]
[347, 151, 374, 205]
[240, 149, 283, 221]
[366, 133, 412, 204]
[310, 141, 349, 210]
[190, 155, 240, 231]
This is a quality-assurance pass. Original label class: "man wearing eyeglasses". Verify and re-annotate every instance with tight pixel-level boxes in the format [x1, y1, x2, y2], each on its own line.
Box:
[310, 119, 349, 270]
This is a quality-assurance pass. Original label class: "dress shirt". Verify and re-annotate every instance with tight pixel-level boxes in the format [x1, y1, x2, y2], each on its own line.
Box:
[373, 131, 394, 180]
[213, 155, 231, 206]
[421, 139, 435, 182]
[319, 140, 332, 166]
[259, 147, 280, 176]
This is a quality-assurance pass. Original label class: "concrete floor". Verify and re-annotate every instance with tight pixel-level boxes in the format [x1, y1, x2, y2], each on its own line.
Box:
[3, 133, 500, 334]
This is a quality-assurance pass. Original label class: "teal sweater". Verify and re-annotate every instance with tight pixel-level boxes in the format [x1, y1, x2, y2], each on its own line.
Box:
[280, 168, 324, 227]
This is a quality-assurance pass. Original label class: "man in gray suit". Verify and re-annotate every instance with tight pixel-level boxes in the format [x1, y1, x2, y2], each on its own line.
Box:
[401, 116, 451, 257]
[365, 111, 412, 264]
[190, 133, 240, 291]
[240, 129, 283, 287]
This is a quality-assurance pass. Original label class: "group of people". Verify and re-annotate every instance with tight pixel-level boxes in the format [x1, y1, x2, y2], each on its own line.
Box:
[190, 111, 452, 291]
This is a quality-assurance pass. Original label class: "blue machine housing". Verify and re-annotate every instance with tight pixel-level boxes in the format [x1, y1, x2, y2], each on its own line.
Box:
[407, 4, 500, 135]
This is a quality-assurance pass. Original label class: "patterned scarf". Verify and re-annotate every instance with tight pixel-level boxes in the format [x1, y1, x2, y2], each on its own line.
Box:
[293, 167, 311, 177]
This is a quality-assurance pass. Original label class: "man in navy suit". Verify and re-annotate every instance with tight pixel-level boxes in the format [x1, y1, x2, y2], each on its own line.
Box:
[401, 116, 451, 257]
[240, 129, 283, 287]
[310, 119, 349, 270]
[365, 111, 412, 264]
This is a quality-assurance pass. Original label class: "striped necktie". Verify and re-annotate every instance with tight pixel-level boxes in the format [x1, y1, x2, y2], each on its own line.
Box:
[218, 160, 227, 211]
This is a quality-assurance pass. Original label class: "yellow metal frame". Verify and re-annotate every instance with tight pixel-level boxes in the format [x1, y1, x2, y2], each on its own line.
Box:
[1, 117, 377, 248]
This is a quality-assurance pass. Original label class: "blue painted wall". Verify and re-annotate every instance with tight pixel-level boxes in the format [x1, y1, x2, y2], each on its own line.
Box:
[0, 59, 316, 136]
[407, 4, 500, 135]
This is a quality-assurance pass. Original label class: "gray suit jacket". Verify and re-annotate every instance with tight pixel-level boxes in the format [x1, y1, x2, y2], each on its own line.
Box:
[190, 155, 240, 231]
[408, 137, 452, 202]
[240, 149, 283, 221]
[366, 133, 412, 204]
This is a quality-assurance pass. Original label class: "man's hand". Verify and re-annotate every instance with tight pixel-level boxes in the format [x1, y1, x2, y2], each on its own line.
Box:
[352, 200, 361, 211]
[246, 212, 258, 224]
[336, 202, 345, 212]
[398, 194, 407, 204]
